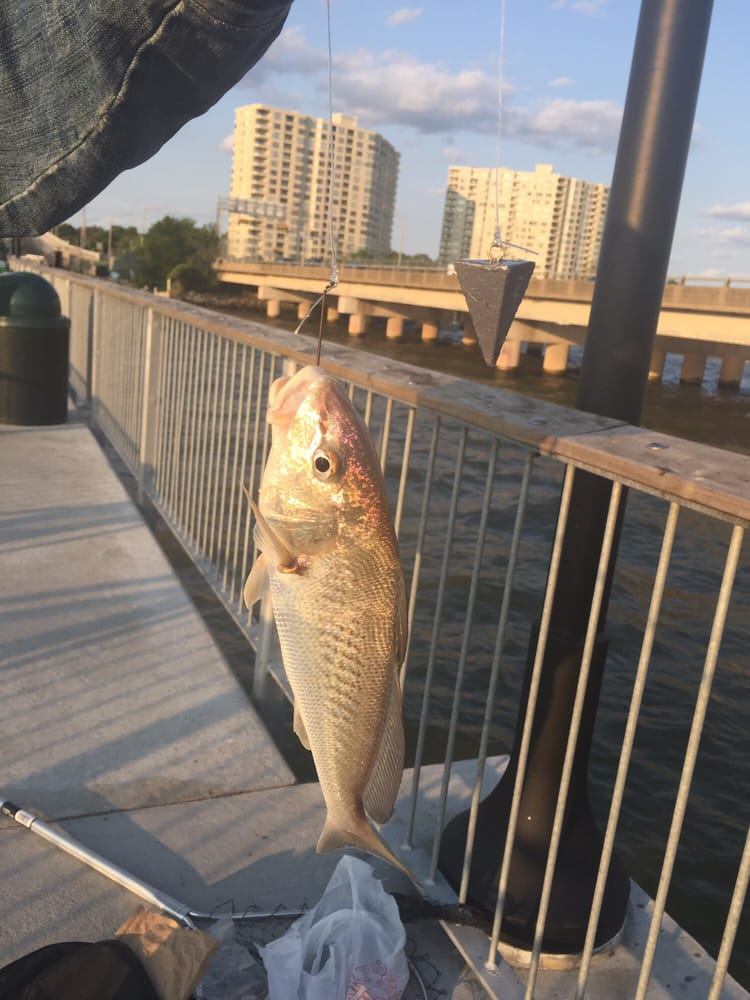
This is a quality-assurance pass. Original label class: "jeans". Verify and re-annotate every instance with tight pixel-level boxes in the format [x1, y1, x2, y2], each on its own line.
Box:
[0, 0, 291, 235]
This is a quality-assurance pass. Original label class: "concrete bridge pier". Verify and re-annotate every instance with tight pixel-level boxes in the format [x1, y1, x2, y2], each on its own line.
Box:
[649, 349, 666, 381]
[347, 311, 368, 336]
[259, 285, 319, 322]
[543, 342, 571, 374]
[326, 305, 340, 323]
[386, 316, 404, 340]
[462, 316, 477, 345]
[498, 320, 547, 372]
[384, 304, 439, 340]
[420, 308, 442, 343]
[336, 296, 369, 336]
[496, 339, 522, 371]
[421, 319, 439, 342]
[719, 354, 746, 388]
[680, 352, 706, 385]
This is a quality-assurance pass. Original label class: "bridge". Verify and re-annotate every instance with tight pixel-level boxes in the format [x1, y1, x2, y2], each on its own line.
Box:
[214, 261, 750, 387]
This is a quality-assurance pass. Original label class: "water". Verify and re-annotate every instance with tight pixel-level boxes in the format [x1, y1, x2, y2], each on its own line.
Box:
[318, 320, 750, 455]
[211, 295, 750, 453]
[179, 301, 750, 985]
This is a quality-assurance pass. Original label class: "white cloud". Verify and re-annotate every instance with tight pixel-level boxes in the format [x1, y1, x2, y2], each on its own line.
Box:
[323, 48, 500, 133]
[513, 98, 622, 152]
[219, 133, 234, 153]
[549, 76, 575, 88]
[246, 25, 328, 81]
[387, 8, 424, 26]
[551, 0, 606, 13]
[705, 202, 750, 222]
[692, 225, 750, 246]
[442, 142, 466, 161]
[241, 30, 622, 153]
[717, 226, 750, 242]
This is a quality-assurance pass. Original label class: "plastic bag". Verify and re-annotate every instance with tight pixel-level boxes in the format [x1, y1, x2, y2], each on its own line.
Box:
[262, 855, 409, 1000]
[196, 915, 267, 1000]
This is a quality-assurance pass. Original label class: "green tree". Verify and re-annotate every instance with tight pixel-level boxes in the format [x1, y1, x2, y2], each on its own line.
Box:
[54, 222, 140, 258]
[134, 216, 217, 290]
[55, 223, 79, 244]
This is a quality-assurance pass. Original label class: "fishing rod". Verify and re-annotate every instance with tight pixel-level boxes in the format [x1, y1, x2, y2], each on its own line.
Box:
[2, 797, 490, 932]
[1, 798, 289, 929]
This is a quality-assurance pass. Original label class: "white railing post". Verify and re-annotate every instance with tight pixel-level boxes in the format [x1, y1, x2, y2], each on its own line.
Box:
[88, 289, 101, 427]
[137, 307, 162, 506]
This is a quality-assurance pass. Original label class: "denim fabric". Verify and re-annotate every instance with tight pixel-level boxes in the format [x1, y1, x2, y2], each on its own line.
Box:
[0, 0, 291, 235]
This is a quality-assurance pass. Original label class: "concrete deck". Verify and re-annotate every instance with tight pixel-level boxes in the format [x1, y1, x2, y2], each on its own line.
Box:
[0, 412, 485, 997]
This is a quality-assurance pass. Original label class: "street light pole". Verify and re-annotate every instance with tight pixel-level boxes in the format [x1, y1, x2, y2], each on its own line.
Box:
[440, 0, 714, 954]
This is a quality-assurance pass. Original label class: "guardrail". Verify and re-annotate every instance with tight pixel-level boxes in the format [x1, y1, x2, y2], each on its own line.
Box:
[22, 264, 749, 998]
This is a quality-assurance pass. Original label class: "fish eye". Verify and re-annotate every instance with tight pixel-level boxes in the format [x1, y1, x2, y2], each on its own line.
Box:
[312, 447, 339, 479]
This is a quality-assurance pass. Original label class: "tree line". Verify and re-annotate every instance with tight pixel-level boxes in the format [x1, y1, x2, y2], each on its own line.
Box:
[55, 217, 219, 293]
[54, 217, 437, 296]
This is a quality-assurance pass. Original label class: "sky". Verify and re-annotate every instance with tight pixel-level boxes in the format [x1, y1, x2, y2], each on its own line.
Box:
[76, 0, 750, 277]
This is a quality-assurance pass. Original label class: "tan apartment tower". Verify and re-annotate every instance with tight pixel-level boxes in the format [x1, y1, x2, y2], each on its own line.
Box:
[439, 163, 609, 279]
[227, 104, 399, 263]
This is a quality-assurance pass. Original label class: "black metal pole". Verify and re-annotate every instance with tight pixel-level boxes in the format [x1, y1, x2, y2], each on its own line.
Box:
[440, 0, 714, 953]
[577, 0, 714, 420]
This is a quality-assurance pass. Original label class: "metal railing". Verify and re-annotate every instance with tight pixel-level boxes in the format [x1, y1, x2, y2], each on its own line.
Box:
[26, 265, 749, 998]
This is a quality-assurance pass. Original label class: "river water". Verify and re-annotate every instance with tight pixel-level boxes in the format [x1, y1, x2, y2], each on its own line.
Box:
[183, 301, 750, 985]
[317, 318, 750, 455]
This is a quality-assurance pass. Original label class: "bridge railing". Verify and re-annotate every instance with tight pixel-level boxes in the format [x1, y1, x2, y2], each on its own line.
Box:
[26, 265, 750, 999]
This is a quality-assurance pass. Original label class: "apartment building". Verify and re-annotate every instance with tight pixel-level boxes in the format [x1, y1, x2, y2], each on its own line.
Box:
[439, 163, 609, 279]
[226, 104, 399, 262]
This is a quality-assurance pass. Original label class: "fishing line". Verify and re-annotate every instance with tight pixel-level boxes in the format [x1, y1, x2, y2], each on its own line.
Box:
[324, 0, 339, 288]
[486, 1, 537, 262]
[294, 0, 339, 362]
[493, 0, 507, 247]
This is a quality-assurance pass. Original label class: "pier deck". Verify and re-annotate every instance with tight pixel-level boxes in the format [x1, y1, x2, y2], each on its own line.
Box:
[0, 411, 482, 996]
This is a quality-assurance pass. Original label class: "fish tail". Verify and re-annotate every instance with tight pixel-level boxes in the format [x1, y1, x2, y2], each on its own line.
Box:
[317, 814, 418, 884]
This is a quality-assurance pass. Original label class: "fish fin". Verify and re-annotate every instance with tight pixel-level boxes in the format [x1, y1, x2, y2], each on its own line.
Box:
[293, 704, 311, 751]
[248, 496, 297, 570]
[363, 669, 405, 824]
[243, 554, 268, 609]
[267, 374, 291, 413]
[267, 368, 323, 427]
[316, 814, 418, 884]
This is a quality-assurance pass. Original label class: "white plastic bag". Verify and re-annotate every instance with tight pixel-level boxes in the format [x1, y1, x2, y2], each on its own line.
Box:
[196, 915, 267, 1000]
[262, 855, 409, 1000]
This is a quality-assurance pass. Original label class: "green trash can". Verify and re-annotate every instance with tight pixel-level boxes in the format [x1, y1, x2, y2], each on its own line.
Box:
[0, 272, 70, 425]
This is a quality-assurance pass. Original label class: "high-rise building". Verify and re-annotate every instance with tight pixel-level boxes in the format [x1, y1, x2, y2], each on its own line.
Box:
[226, 104, 399, 262]
[439, 163, 609, 279]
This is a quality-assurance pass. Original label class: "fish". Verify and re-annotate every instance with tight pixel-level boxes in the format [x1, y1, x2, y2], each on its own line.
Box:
[243, 365, 410, 876]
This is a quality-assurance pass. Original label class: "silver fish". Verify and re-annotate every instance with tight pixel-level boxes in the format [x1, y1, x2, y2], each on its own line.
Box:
[244, 366, 409, 875]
